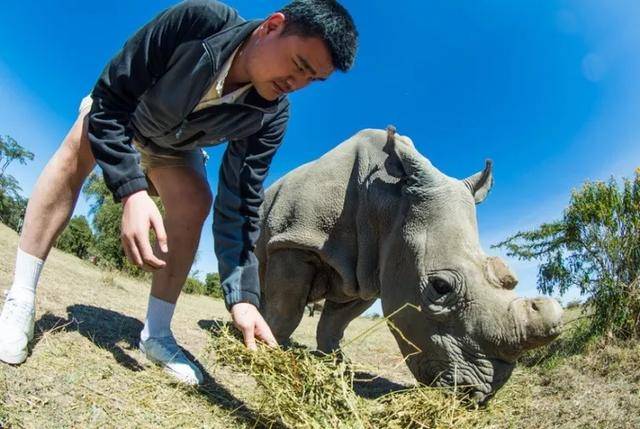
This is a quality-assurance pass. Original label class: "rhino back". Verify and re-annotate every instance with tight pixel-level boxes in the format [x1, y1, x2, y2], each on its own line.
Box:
[258, 129, 393, 300]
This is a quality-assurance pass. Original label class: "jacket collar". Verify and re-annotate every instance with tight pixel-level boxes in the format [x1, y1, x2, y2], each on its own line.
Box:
[203, 19, 284, 114]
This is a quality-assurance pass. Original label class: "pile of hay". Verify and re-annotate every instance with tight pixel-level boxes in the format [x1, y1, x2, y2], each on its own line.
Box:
[206, 324, 516, 429]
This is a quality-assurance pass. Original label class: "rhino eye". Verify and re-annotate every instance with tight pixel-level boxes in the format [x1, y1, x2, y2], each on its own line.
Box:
[432, 277, 452, 295]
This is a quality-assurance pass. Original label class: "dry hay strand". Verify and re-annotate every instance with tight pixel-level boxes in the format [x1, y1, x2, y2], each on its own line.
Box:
[208, 325, 360, 428]
[206, 323, 511, 429]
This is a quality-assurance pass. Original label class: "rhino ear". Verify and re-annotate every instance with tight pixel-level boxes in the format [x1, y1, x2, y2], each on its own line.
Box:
[382, 125, 410, 177]
[463, 160, 493, 204]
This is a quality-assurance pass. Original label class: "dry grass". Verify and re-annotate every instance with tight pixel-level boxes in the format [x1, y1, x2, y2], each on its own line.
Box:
[0, 222, 638, 428]
[206, 324, 524, 429]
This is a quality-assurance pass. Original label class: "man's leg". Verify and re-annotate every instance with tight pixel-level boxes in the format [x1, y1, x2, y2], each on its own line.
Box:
[138, 164, 212, 385]
[0, 100, 96, 364]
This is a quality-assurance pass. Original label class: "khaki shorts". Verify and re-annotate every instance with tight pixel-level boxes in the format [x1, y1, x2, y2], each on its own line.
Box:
[79, 95, 208, 196]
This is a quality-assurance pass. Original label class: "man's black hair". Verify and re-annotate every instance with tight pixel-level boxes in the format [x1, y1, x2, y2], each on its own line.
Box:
[279, 0, 358, 72]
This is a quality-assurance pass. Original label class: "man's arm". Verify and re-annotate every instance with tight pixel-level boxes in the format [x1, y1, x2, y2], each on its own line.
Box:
[88, 0, 239, 201]
[213, 100, 290, 309]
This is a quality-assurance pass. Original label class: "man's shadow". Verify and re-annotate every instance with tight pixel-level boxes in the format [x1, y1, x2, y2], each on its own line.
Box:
[34, 306, 144, 371]
[198, 318, 408, 400]
[33, 305, 265, 426]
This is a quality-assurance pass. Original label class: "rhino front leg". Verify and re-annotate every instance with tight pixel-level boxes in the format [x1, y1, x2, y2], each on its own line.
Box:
[261, 249, 315, 344]
[316, 299, 376, 354]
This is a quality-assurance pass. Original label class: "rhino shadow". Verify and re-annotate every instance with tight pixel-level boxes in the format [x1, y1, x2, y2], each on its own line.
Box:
[352, 371, 408, 398]
[33, 306, 266, 426]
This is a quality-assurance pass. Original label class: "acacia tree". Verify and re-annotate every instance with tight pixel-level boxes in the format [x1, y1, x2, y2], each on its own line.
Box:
[0, 135, 34, 231]
[494, 171, 640, 339]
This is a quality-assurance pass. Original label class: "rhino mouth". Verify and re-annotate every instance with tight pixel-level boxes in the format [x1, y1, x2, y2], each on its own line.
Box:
[466, 357, 515, 405]
[419, 355, 515, 405]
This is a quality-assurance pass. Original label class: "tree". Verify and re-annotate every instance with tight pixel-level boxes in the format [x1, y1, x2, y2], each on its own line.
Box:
[0, 135, 34, 232]
[182, 271, 223, 299]
[0, 135, 34, 177]
[204, 272, 223, 299]
[0, 189, 27, 232]
[55, 215, 94, 259]
[494, 171, 640, 339]
[82, 172, 165, 277]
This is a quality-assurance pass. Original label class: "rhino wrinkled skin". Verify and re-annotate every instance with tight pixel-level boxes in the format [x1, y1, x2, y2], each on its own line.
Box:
[256, 128, 563, 403]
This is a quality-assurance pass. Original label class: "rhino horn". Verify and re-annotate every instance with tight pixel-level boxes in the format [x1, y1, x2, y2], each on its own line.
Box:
[486, 257, 518, 289]
[383, 126, 443, 187]
[463, 160, 493, 204]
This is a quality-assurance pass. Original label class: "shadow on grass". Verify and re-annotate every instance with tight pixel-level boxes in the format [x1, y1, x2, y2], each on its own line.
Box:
[198, 318, 408, 400]
[34, 306, 268, 427]
[34, 306, 144, 371]
[352, 372, 408, 398]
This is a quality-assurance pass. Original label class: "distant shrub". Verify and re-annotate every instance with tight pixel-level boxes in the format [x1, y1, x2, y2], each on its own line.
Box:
[204, 273, 223, 299]
[55, 215, 94, 259]
[183, 277, 206, 295]
[181, 273, 224, 300]
[565, 299, 582, 310]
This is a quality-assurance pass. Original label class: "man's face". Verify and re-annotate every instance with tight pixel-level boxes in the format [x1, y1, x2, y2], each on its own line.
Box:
[243, 13, 335, 101]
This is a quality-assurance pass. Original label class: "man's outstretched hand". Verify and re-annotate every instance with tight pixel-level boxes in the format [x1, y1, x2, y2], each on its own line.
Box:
[121, 190, 168, 271]
[231, 303, 278, 350]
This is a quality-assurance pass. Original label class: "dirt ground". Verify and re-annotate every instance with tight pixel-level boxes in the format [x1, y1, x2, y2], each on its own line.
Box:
[0, 223, 638, 428]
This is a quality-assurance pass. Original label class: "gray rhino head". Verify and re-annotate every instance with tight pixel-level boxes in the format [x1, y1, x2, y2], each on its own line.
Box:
[378, 131, 562, 404]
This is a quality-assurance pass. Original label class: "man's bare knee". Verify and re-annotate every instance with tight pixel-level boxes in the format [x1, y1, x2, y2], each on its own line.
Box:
[185, 187, 213, 222]
[153, 169, 213, 223]
[54, 113, 96, 182]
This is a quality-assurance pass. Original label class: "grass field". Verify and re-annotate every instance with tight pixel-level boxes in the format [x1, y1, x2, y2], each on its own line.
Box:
[0, 222, 638, 428]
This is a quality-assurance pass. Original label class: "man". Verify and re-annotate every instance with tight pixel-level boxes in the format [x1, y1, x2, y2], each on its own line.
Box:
[0, 0, 357, 385]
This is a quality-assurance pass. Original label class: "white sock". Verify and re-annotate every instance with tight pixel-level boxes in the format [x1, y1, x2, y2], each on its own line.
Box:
[6, 248, 44, 304]
[140, 295, 176, 341]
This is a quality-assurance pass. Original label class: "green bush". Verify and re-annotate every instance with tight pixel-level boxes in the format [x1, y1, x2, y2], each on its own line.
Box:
[0, 190, 26, 232]
[82, 173, 166, 278]
[182, 274, 224, 299]
[495, 171, 640, 340]
[56, 215, 94, 259]
[183, 277, 206, 295]
[204, 272, 223, 299]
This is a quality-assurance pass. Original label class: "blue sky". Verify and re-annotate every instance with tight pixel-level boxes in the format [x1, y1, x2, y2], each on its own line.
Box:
[2, 0, 639, 314]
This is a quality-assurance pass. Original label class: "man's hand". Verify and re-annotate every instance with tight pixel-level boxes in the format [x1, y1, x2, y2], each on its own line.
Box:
[121, 190, 168, 271]
[231, 303, 278, 350]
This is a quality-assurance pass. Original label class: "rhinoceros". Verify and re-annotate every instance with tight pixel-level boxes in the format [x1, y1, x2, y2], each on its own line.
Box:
[256, 127, 562, 403]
